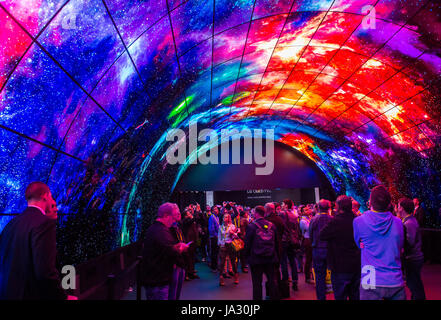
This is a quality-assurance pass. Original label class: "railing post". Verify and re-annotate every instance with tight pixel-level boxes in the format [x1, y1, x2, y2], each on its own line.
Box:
[107, 274, 116, 300]
[136, 256, 143, 301]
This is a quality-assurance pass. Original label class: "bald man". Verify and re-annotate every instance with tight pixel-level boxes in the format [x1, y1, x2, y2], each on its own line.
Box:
[0, 182, 69, 300]
[140, 203, 189, 300]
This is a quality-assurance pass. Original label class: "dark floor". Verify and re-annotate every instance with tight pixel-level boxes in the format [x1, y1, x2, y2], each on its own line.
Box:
[124, 261, 441, 300]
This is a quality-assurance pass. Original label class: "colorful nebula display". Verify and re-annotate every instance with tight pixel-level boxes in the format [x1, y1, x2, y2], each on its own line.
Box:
[1, 0, 441, 258]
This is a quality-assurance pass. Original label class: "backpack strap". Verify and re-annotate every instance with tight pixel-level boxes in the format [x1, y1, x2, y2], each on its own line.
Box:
[254, 220, 272, 231]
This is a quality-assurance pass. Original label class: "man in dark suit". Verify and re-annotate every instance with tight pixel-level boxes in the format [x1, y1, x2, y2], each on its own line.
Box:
[0, 182, 72, 300]
[320, 195, 361, 300]
[413, 198, 425, 227]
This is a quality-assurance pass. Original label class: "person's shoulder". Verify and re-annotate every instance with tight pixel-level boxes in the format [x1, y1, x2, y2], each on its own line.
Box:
[353, 213, 365, 225]
[391, 215, 403, 225]
[22, 207, 52, 227]
[146, 221, 164, 234]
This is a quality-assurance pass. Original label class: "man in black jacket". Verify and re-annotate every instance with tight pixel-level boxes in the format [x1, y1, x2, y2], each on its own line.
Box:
[309, 199, 333, 300]
[181, 207, 200, 280]
[0, 182, 70, 300]
[265, 202, 285, 298]
[140, 203, 189, 300]
[413, 198, 425, 228]
[398, 198, 426, 300]
[245, 206, 279, 300]
[320, 195, 361, 300]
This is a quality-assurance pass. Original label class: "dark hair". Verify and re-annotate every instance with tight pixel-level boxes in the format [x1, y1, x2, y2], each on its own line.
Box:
[399, 198, 414, 215]
[318, 199, 331, 213]
[336, 195, 353, 214]
[352, 199, 361, 211]
[254, 205, 265, 217]
[283, 199, 293, 210]
[25, 182, 50, 202]
[370, 185, 391, 212]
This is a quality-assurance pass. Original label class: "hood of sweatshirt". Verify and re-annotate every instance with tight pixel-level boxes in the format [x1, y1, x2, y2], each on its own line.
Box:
[363, 210, 394, 236]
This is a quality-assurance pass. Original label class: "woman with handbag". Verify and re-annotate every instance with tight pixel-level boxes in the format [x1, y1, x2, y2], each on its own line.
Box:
[218, 213, 240, 286]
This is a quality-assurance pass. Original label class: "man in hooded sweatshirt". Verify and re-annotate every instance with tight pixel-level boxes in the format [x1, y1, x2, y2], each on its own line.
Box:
[353, 185, 405, 300]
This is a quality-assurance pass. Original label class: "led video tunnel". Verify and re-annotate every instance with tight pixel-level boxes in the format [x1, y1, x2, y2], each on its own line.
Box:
[1, 0, 441, 264]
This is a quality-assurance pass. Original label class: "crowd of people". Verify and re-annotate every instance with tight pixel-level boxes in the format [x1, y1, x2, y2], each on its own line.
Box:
[141, 185, 427, 300]
[0, 181, 428, 301]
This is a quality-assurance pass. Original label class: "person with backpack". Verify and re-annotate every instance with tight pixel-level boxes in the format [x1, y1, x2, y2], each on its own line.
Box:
[244, 205, 279, 300]
[265, 202, 285, 298]
[280, 199, 302, 292]
[309, 199, 333, 300]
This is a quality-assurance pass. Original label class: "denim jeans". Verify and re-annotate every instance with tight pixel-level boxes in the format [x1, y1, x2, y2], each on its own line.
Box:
[303, 238, 313, 280]
[312, 248, 328, 300]
[404, 258, 426, 300]
[144, 285, 169, 300]
[360, 286, 406, 300]
[168, 266, 185, 300]
[331, 272, 360, 300]
[281, 243, 298, 282]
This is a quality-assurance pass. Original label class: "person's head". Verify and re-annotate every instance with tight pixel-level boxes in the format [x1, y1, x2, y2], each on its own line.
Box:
[254, 205, 265, 218]
[265, 202, 275, 216]
[211, 205, 219, 215]
[336, 195, 353, 215]
[46, 199, 58, 220]
[282, 199, 294, 211]
[275, 202, 281, 214]
[185, 208, 193, 219]
[206, 205, 211, 212]
[369, 185, 391, 212]
[318, 199, 331, 214]
[413, 198, 420, 207]
[25, 182, 54, 215]
[223, 213, 232, 225]
[302, 206, 311, 217]
[157, 202, 180, 227]
[352, 198, 361, 214]
[398, 198, 414, 219]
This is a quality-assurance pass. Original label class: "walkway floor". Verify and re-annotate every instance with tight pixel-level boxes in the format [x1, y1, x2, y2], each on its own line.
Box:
[124, 262, 441, 300]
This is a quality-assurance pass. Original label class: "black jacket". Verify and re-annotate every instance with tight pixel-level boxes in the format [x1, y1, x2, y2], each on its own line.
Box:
[403, 215, 424, 261]
[319, 211, 360, 273]
[0, 207, 67, 300]
[244, 218, 279, 265]
[181, 217, 199, 243]
[414, 206, 425, 228]
[140, 221, 181, 287]
[170, 225, 187, 269]
[265, 213, 285, 259]
[310, 213, 333, 249]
